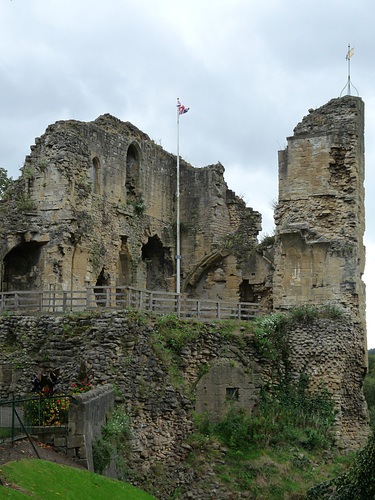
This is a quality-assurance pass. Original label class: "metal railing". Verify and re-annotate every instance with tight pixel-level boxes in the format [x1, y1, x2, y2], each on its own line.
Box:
[0, 394, 72, 454]
[0, 286, 262, 320]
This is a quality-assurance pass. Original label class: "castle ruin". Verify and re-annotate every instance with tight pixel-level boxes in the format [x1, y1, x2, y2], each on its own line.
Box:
[0, 96, 366, 327]
[0, 95, 369, 449]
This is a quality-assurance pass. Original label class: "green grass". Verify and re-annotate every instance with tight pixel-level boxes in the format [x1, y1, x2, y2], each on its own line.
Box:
[184, 435, 354, 499]
[0, 459, 157, 499]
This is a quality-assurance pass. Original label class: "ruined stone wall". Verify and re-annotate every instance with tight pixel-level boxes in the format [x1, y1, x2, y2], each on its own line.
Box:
[0, 114, 262, 303]
[273, 97, 366, 345]
[0, 311, 369, 452]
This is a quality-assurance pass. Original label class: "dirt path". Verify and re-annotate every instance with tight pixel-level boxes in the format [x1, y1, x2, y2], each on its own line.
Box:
[0, 438, 86, 468]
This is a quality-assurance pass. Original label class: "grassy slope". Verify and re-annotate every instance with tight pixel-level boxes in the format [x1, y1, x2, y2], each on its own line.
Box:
[182, 432, 355, 499]
[0, 459, 157, 499]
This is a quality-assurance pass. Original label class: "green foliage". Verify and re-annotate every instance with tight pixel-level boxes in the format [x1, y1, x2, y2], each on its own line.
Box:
[307, 430, 375, 499]
[155, 315, 204, 355]
[23, 167, 33, 179]
[0, 167, 13, 199]
[127, 197, 146, 215]
[257, 232, 276, 250]
[23, 396, 69, 426]
[364, 353, 375, 426]
[92, 437, 114, 474]
[289, 304, 318, 323]
[93, 405, 133, 477]
[194, 371, 336, 458]
[15, 192, 36, 211]
[102, 406, 132, 444]
[319, 302, 344, 319]
[254, 304, 344, 361]
[197, 363, 210, 380]
[73, 360, 93, 392]
[253, 312, 289, 361]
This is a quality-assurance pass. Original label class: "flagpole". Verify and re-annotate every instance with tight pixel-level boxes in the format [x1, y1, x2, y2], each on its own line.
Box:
[176, 99, 181, 295]
[347, 43, 351, 96]
[341, 44, 358, 97]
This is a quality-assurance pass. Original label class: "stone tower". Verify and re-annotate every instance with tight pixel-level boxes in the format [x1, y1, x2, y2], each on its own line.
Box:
[273, 96, 366, 342]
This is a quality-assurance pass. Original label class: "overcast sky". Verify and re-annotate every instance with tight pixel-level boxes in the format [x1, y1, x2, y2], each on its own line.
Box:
[1, 0, 375, 345]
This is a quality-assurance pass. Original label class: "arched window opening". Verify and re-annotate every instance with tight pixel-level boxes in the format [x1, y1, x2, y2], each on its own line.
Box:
[90, 157, 101, 194]
[3, 241, 44, 291]
[141, 235, 173, 291]
[126, 144, 140, 202]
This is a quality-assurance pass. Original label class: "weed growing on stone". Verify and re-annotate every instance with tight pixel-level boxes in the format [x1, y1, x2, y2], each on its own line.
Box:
[93, 404, 133, 477]
[319, 302, 344, 319]
[155, 315, 204, 355]
[16, 193, 36, 211]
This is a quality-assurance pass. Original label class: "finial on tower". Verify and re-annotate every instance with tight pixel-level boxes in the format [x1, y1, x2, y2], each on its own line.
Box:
[340, 43, 359, 97]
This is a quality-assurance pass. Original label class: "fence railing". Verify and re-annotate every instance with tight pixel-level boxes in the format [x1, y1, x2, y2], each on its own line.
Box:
[0, 394, 71, 451]
[0, 286, 262, 320]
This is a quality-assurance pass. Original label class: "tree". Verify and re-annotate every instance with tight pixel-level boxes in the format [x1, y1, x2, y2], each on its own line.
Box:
[0, 167, 13, 199]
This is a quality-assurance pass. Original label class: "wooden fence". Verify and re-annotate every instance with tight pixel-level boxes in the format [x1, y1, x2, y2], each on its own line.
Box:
[0, 286, 261, 321]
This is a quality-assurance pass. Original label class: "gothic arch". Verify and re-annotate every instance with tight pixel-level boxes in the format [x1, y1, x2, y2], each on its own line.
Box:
[90, 157, 101, 194]
[181, 249, 230, 294]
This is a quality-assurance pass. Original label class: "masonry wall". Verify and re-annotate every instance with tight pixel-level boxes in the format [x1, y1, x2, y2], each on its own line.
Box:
[0, 312, 369, 454]
[0, 115, 262, 304]
[67, 384, 115, 471]
[273, 96, 366, 352]
[30, 384, 115, 473]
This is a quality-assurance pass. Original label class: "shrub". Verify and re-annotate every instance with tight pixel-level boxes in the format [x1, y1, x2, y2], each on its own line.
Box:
[290, 304, 318, 323]
[307, 429, 375, 498]
[92, 438, 114, 475]
[257, 233, 276, 250]
[93, 405, 133, 477]
[196, 370, 337, 454]
[155, 316, 203, 355]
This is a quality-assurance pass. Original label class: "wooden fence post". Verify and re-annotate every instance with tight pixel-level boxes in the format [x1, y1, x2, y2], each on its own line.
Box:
[177, 294, 181, 319]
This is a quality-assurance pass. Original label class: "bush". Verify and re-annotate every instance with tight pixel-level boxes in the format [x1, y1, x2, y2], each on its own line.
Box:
[307, 429, 375, 498]
[93, 405, 133, 477]
[92, 438, 114, 474]
[196, 370, 337, 454]
[155, 316, 204, 355]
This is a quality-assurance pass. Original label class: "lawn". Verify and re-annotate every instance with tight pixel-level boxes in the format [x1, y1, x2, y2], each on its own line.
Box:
[0, 459, 157, 499]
